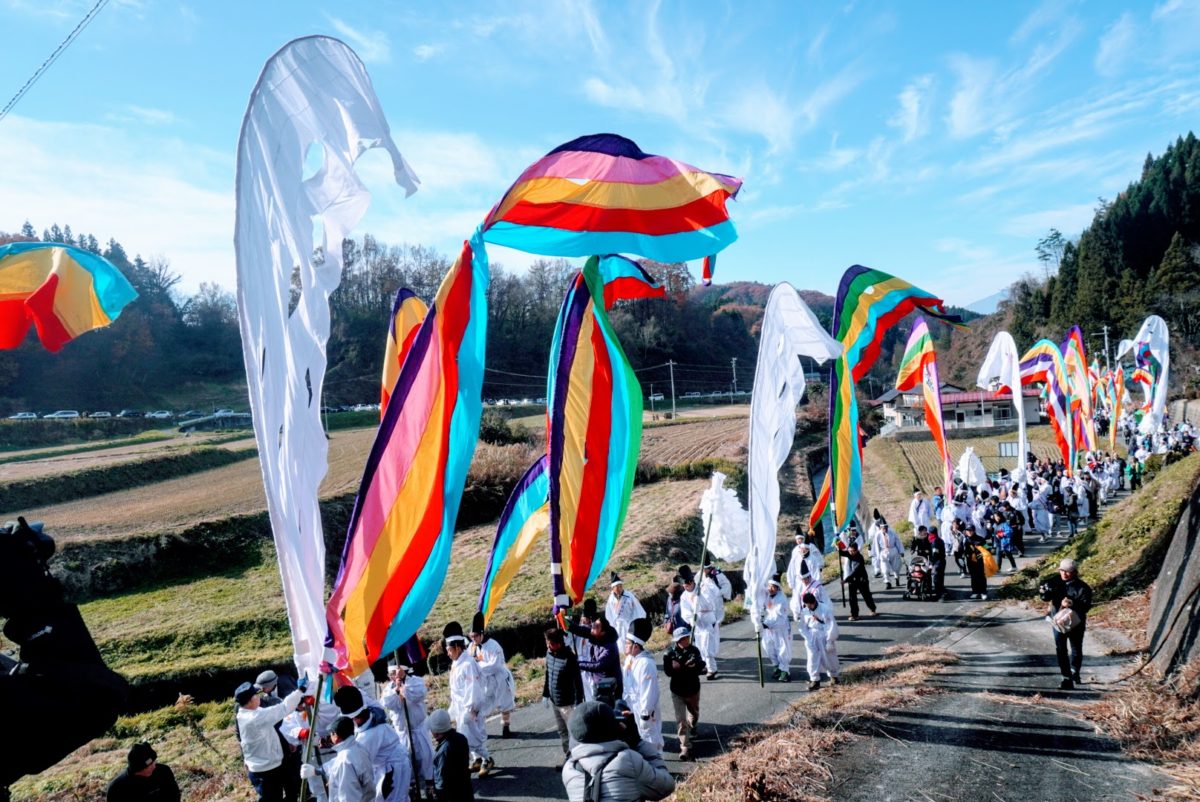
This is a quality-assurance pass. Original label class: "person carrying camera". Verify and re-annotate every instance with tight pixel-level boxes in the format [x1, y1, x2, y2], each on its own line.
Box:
[662, 626, 705, 761]
[1040, 558, 1093, 690]
[561, 701, 675, 802]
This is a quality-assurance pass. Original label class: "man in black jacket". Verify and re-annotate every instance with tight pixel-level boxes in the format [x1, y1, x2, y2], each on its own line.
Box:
[1040, 558, 1093, 689]
[106, 742, 180, 802]
[543, 627, 586, 758]
[428, 709, 474, 802]
[843, 543, 878, 620]
[662, 626, 705, 761]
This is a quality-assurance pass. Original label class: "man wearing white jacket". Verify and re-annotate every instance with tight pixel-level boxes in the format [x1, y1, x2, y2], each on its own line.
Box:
[869, 519, 905, 589]
[800, 592, 841, 691]
[332, 685, 411, 802]
[908, 490, 931, 532]
[678, 565, 722, 679]
[760, 577, 793, 682]
[605, 573, 647, 651]
[621, 618, 663, 752]
[301, 717, 375, 802]
[235, 679, 305, 802]
[443, 621, 491, 777]
[380, 662, 434, 799]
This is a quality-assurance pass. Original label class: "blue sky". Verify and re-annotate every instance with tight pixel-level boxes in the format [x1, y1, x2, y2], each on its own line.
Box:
[2, 0, 1199, 306]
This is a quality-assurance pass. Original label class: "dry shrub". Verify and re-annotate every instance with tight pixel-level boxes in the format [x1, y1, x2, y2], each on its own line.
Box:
[466, 441, 541, 486]
[671, 644, 957, 802]
[1088, 589, 1152, 652]
[1084, 659, 1200, 801]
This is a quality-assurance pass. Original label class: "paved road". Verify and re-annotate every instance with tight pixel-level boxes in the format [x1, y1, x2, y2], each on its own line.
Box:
[470, 494, 1161, 802]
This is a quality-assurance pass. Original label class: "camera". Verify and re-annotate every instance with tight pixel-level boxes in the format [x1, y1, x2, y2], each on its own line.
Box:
[594, 677, 619, 709]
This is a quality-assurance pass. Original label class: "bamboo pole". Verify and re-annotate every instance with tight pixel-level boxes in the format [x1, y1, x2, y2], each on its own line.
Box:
[298, 673, 326, 802]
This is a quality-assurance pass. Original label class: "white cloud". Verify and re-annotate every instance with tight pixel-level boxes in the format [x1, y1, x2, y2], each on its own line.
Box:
[889, 74, 934, 142]
[325, 16, 391, 64]
[412, 43, 443, 61]
[0, 114, 235, 291]
[1095, 13, 1137, 77]
[106, 105, 179, 126]
[1002, 203, 1097, 238]
[945, 55, 997, 139]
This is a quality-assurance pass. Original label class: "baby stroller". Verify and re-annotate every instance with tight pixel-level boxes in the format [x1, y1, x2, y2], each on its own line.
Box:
[903, 556, 937, 601]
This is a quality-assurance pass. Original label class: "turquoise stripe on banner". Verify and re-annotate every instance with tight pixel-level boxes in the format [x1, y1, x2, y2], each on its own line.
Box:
[482, 220, 738, 263]
[0, 242, 138, 319]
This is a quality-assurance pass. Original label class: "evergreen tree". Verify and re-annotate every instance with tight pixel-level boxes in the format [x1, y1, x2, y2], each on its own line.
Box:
[1149, 232, 1200, 341]
[19, 220, 35, 238]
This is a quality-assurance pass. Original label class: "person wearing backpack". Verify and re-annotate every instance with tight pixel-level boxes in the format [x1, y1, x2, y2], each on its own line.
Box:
[561, 701, 675, 802]
[1039, 558, 1093, 690]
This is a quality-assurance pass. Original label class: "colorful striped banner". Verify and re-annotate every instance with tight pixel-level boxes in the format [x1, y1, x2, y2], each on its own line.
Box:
[326, 230, 489, 674]
[1020, 339, 1074, 470]
[809, 266, 964, 532]
[482, 133, 742, 263]
[895, 317, 954, 494]
[1061, 326, 1096, 454]
[477, 456, 550, 625]
[0, 242, 137, 352]
[380, 288, 428, 413]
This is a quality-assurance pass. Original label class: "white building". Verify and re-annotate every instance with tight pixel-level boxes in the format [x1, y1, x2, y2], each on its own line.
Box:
[874, 384, 1043, 431]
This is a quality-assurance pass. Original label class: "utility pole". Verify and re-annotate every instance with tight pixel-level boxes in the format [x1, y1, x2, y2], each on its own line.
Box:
[669, 360, 677, 419]
[731, 357, 738, 395]
[650, 382, 656, 416]
[1102, 325, 1111, 372]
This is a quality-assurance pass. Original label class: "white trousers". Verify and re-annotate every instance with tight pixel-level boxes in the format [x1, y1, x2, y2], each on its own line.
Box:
[457, 710, 488, 761]
[762, 622, 793, 670]
[694, 623, 719, 673]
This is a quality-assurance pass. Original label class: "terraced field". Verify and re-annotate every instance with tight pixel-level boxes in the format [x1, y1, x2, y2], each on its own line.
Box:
[640, 416, 747, 465]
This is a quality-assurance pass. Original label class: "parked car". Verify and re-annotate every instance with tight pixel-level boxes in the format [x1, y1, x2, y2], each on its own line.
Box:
[214, 408, 235, 416]
[7, 412, 37, 420]
[648, 393, 665, 402]
[89, 411, 112, 418]
[682, 391, 701, 398]
[117, 409, 142, 418]
[146, 410, 174, 419]
[43, 410, 80, 419]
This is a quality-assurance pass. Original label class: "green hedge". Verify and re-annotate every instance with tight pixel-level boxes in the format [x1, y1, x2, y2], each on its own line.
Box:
[0, 446, 257, 514]
[0, 417, 170, 450]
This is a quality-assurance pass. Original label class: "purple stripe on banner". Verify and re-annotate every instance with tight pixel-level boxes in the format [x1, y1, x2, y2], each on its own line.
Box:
[547, 133, 650, 160]
[548, 275, 590, 575]
[389, 287, 418, 339]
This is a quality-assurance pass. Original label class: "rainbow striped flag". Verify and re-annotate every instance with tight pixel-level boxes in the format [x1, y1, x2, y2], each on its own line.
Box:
[380, 287, 428, 413]
[325, 231, 489, 674]
[701, 254, 716, 286]
[1020, 339, 1074, 470]
[1061, 327, 1096, 454]
[545, 255, 663, 607]
[1111, 367, 1125, 452]
[809, 266, 963, 533]
[0, 242, 137, 352]
[895, 317, 954, 494]
[477, 456, 550, 625]
[482, 133, 742, 263]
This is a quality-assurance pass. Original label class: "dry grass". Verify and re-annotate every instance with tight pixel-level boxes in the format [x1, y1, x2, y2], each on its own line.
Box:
[640, 417, 747, 466]
[1083, 660, 1200, 801]
[1088, 590, 1152, 653]
[671, 644, 958, 802]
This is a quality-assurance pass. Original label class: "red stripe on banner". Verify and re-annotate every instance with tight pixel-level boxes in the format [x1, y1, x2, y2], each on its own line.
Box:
[23, 274, 74, 352]
[852, 299, 941, 383]
[362, 244, 475, 658]
[602, 276, 667, 308]
[496, 190, 732, 235]
[568, 320, 614, 600]
[0, 298, 33, 349]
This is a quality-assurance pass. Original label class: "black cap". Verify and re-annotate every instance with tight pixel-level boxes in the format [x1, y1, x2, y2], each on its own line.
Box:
[234, 681, 257, 705]
[630, 617, 653, 645]
[443, 620, 467, 645]
[582, 597, 598, 618]
[127, 742, 156, 770]
[677, 564, 695, 583]
[568, 701, 620, 744]
[470, 611, 486, 636]
[333, 686, 365, 717]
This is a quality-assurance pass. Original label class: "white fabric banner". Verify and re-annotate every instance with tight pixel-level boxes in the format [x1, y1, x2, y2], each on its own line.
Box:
[977, 331, 1026, 477]
[1131, 315, 1170, 435]
[235, 36, 419, 678]
[745, 283, 842, 630]
[956, 447, 987, 487]
[700, 471, 750, 562]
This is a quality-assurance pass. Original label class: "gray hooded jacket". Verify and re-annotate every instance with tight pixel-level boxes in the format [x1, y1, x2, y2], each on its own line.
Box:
[560, 739, 675, 802]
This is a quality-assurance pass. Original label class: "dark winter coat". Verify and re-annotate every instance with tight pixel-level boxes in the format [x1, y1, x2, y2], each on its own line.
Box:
[662, 642, 705, 698]
[543, 646, 586, 708]
[433, 730, 474, 801]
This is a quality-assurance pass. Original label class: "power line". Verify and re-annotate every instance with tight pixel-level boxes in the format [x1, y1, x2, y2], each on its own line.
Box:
[0, 0, 111, 124]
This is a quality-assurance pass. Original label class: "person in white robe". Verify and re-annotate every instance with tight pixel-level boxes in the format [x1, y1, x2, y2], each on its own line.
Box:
[331, 685, 412, 802]
[442, 621, 491, 776]
[380, 662, 434, 797]
[468, 613, 516, 738]
[760, 577, 793, 682]
[621, 617, 663, 752]
[678, 565, 723, 679]
[908, 490, 931, 531]
[300, 717, 375, 802]
[604, 573, 647, 651]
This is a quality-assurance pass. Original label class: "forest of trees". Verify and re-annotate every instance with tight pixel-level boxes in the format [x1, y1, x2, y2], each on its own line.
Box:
[1003, 132, 1200, 364]
[0, 226, 772, 413]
